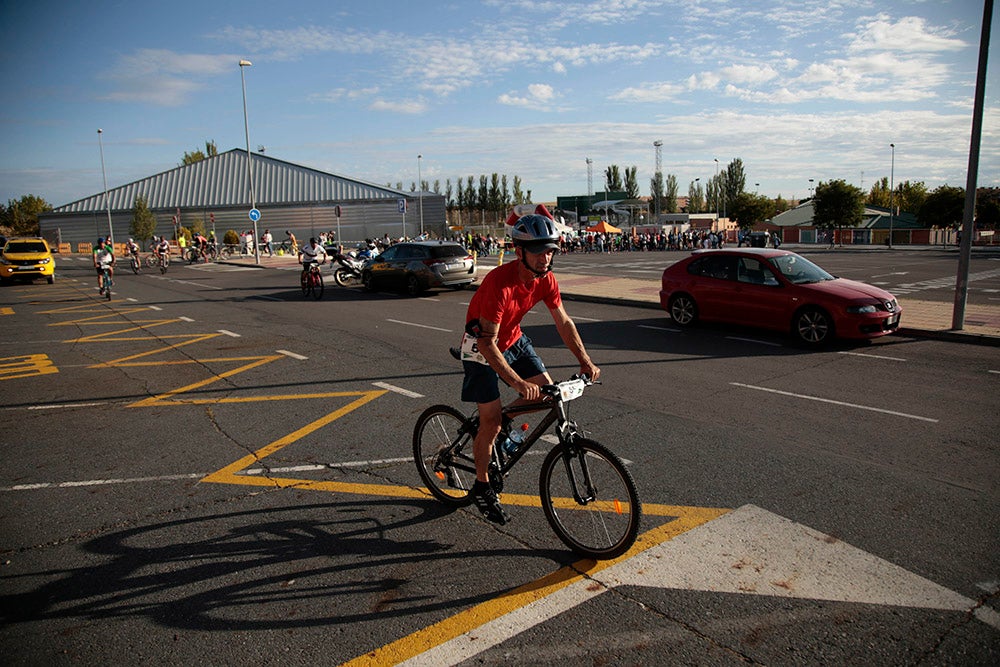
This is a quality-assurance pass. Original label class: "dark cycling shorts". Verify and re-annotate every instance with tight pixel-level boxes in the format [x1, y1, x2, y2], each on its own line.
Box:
[461, 333, 547, 404]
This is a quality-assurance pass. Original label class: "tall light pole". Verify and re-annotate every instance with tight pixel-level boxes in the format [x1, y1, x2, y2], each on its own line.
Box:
[694, 178, 700, 214]
[653, 140, 663, 220]
[713, 158, 719, 222]
[239, 59, 259, 264]
[417, 154, 424, 236]
[97, 129, 114, 245]
[889, 143, 895, 249]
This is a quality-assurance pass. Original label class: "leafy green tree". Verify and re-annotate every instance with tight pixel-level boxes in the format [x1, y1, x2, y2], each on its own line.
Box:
[918, 185, 965, 228]
[512, 176, 525, 205]
[687, 181, 704, 213]
[723, 158, 746, 217]
[896, 180, 928, 215]
[129, 195, 157, 243]
[664, 174, 679, 213]
[1, 194, 52, 237]
[624, 166, 639, 199]
[224, 229, 240, 245]
[813, 179, 865, 233]
[977, 187, 1000, 229]
[604, 165, 623, 192]
[773, 194, 790, 215]
[182, 140, 218, 165]
[867, 177, 891, 208]
[650, 173, 664, 216]
[730, 192, 775, 231]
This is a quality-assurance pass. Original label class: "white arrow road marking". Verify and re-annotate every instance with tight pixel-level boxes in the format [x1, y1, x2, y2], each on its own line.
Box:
[406, 505, 997, 666]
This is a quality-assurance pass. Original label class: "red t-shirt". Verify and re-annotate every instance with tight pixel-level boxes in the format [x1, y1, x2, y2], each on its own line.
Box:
[466, 260, 562, 352]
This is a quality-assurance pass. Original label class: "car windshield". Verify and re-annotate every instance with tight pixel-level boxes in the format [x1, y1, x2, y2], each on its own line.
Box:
[767, 254, 835, 284]
[5, 242, 48, 253]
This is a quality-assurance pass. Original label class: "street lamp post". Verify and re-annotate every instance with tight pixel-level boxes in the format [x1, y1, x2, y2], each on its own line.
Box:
[889, 143, 895, 249]
[239, 59, 260, 264]
[713, 158, 719, 220]
[97, 128, 114, 246]
[694, 178, 700, 214]
[417, 154, 423, 237]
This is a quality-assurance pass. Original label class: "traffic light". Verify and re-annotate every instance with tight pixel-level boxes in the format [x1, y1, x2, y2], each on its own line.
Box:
[210, 213, 215, 224]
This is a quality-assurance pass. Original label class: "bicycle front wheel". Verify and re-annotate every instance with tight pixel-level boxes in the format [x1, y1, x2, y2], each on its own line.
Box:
[413, 405, 475, 507]
[311, 271, 324, 300]
[539, 439, 641, 559]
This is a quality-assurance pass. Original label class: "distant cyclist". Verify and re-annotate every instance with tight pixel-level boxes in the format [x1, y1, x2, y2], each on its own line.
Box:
[459, 214, 600, 524]
[153, 236, 171, 263]
[298, 237, 328, 277]
[92, 237, 115, 294]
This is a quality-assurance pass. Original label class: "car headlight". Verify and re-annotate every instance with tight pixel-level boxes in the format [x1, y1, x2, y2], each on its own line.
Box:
[846, 304, 877, 314]
[38, 258, 51, 264]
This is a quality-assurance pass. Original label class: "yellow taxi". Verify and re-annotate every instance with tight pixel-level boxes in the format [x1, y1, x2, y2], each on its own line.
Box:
[0, 237, 56, 284]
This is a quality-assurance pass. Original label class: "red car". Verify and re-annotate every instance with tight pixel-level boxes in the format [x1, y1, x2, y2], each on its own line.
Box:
[659, 248, 901, 346]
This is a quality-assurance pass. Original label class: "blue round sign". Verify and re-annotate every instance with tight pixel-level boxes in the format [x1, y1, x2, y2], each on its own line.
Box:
[249, 208, 261, 222]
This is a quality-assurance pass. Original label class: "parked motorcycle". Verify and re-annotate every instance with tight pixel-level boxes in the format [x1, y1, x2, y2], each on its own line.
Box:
[333, 246, 374, 287]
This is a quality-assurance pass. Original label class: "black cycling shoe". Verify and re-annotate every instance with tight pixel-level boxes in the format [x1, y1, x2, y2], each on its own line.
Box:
[472, 480, 510, 525]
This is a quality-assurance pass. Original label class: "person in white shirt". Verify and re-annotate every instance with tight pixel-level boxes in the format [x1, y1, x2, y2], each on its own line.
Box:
[298, 237, 328, 279]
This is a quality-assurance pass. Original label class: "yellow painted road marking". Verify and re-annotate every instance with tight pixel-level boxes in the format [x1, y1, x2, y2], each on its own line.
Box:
[0, 354, 59, 380]
[344, 504, 729, 667]
[200, 389, 388, 485]
[0, 307, 13, 315]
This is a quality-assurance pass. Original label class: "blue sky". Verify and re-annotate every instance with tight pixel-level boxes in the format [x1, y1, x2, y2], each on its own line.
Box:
[0, 0, 995, 209]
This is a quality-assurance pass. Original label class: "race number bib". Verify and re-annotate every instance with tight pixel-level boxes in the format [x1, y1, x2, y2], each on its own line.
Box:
[460, 332, 490, 366]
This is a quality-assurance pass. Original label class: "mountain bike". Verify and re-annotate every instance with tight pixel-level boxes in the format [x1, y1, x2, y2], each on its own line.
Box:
[129, 251, 141, 274]
[158, 253, 169, 274]
[300, 261, 324, 299]
[98, 266, 113, 301]
[413, 375, 641, 559]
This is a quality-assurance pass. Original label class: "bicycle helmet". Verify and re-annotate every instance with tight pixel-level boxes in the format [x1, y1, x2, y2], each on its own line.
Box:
[511, 214, 559, 253]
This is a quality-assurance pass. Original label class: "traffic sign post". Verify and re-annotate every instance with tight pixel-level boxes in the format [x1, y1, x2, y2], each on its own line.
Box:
[398, 199, 407, 240]
[249, 208, 262, 263]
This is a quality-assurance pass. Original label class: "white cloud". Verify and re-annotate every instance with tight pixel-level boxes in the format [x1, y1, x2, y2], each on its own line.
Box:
[101, 49, 238, 106]
[498, 83, 559, 108]
[848, 14, 967, 54]
[369, 98, 428, 114]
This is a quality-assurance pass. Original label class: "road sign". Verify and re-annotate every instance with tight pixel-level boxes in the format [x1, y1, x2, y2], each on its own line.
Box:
[398, 199, 407, 214]
[249, 208, 261, 222]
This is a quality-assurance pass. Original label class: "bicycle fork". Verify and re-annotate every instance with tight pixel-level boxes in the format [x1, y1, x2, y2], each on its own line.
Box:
[556, 417, 598, 506]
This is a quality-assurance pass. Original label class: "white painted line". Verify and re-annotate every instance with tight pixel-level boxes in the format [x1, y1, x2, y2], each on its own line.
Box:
[253, 295, 283, 302]
[838, 351, 907, 362]
[26, 402, 106, 410]
[126, 297, 138, 302]
[148, 305, 162, 311]
[989, 370, 1000, 375]
[1, 472, 205, 492]
[731, 382, 939, 422]
[218, 329, 241, 337]
[174, 280, 221, 290]
[726, 336, 782, 347]
[241, 457, 413, 475]
[277, 349, 308, 360]
[638, 324, 681, 333]
[418, 297, 441, 302]
[372, 382, 425, 398]
[572, 316, 601, 322]
[386, 318, 453, 333]
[179, 316, 194, 322]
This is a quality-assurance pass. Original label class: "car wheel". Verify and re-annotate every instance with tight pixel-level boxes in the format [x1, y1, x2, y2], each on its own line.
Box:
[362, 270, 376, 292]
[405, 274, 423, 297]
[668, 293, 698, 326]
[793, 307, 834, 346]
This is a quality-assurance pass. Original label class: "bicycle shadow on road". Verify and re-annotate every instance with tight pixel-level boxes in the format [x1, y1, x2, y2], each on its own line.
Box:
[0, 499, 569, 637]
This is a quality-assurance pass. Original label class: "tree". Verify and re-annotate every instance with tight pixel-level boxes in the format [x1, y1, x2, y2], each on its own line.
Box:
[604, 165, 623, 192]
[773, 194, 791, 215]
[813, 179, 865, 235]
[512, 176, 525, 205]
[896, 180, 928, 215]
[129, 195, 157, 243]
[1, 194, 52, 237]
[624, 166, 639, 199]
[723, 158, 746, 218]
[664, 174, 679, 213]
[687, 181, 704, 213]
[867, 177, 891, 208]
[182, 140, 218, 165]
[729, 192, 775, 231]
[918, 185, 965, 228]
[977, 187, 1000, 229]
[650, 173, 664, 217]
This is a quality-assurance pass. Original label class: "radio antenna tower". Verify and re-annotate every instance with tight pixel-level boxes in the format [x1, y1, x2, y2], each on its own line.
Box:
[586, 157, 594, 201]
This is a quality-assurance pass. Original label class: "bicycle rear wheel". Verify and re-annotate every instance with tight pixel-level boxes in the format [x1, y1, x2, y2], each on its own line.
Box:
[539, 439, 641, 559]
[413, 405, 475, 506]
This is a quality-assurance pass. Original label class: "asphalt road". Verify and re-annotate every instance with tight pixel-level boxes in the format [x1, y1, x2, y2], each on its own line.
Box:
[1, 253, 998, 665]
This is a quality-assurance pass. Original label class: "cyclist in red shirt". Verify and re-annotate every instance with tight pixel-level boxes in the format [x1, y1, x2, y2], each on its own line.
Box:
[460, 214, 600, 524]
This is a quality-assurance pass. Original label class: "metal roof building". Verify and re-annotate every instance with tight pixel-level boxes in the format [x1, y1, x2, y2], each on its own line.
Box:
[39, 149, 446, 247]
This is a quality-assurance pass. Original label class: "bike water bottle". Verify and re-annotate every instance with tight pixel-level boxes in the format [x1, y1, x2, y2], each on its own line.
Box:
[502, 423, 528, 454]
